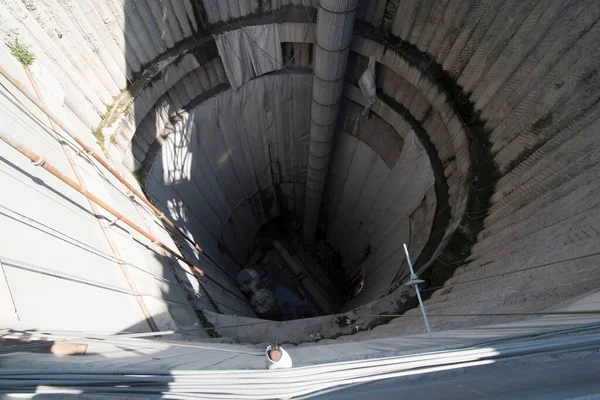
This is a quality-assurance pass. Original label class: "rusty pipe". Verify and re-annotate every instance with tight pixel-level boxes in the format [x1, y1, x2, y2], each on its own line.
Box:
[0, 65, 214, 269]
[24, 67, 160, 333]
[0, 132, 249, 306]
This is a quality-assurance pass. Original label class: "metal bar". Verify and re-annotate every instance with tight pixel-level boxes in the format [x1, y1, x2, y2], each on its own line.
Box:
[23, 67, 160, 333]
[414, 284, 431, 336]
[403, 243, 416, 275]
[0, 132, 248, 308]
[403, 243, 432, 336]
[0, 65, 215, 269]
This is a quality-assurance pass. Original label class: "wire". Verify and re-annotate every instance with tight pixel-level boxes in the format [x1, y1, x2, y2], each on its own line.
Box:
[420, 250, 600, 293]
[0, 328, 264, 356]
[437, 198, 600, 269]
[166, 250, 600, 334]
[2, 71, 251, 312]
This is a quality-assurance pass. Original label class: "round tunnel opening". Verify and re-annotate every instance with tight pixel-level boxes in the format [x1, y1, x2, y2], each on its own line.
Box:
[143, 73, 440, 321]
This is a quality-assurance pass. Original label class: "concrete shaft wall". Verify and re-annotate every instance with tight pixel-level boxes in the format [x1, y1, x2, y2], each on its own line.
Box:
[355, 0, 600, 332]
[0, 45, 216, 335]
[1, 0, 599, 342]
[303, 0, 357, 241]
[143, 71, 436, 311]
[145, 74, 312, 281]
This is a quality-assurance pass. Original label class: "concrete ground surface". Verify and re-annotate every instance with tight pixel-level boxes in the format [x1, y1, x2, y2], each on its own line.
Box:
[0, 290, 598, 370]
[0, 291, 599, 399]
[1, 321, 600, 399]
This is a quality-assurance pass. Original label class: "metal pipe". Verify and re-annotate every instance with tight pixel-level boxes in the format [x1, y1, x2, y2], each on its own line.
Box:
[0, 65, 215, 269]
[403, 243, 432, 336]
[303, 0, 358, 242]
[23, 67, 160, 332]
[0, 132, 249, 307]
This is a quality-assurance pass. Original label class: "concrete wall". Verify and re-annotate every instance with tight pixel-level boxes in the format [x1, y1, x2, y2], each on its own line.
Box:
[353, 0, 600, 331]
[0, 0, 200, 129]
[326, 99, 435, 305]
[145, 74, 312, 269]
[347, 40, 470, 264]
[138, 59, 439, 310]
[0, 44, 213, 335]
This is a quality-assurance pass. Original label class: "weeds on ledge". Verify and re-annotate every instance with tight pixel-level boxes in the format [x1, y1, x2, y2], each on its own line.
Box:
[6, 37, 35, 66]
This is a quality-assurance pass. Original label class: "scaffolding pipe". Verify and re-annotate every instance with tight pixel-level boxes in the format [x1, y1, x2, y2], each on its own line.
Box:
[0, 65, 214, 265]
[0, 132, 249, 309]
[303, 0, 358, 242]
[23, 67, 160, 332]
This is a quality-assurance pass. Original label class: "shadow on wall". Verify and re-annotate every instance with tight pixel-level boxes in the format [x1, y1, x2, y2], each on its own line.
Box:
[117, 0, 247, 319]
[111, 0, 315, 320]
[141, 73, 313, 317]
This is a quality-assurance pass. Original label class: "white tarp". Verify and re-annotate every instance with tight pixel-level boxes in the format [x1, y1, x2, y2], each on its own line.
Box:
[214, 24, 283, 90]
[358, 56, 378, 115]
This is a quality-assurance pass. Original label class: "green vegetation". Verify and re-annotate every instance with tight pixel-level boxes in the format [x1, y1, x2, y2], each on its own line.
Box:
[132, 168, 144, 184]
[100, 104, 114, 120]
[91, 127, 110, 158]
[92, 127, 104, 147]
[6, 37, 35, 66]
[195, 310, 221, 338]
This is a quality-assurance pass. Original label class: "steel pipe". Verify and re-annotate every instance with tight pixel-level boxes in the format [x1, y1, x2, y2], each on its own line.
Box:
[0, 132, 249, 308]
[303, 0, 358, 241]
[0, 65, 218, 270]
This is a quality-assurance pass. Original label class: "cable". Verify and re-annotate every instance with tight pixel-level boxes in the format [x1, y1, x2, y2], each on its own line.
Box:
[177, 308, 600, 335]
[1, 332, 599, 399]
[436, 198, 600, 267]
[0, 256, 195, 309]
[420, 250, 600, 293]
[0, 328, 263, 356]
[2, 77, 251, 311]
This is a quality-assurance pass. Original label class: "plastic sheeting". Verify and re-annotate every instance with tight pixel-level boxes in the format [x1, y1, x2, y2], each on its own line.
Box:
[214, 24, 283, 90]
[358, 56, 378, 115]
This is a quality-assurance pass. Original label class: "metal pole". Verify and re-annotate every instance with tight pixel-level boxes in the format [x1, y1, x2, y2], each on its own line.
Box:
[403, 243, 432, 336]
[23, 67, 160, 332]
[0, 65, 214, 265]
[0, 131, 248, 308]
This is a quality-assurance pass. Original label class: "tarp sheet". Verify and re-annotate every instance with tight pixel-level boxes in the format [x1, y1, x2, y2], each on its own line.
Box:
[214, 24, 283, 90]
[358, 56, 378, 115]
